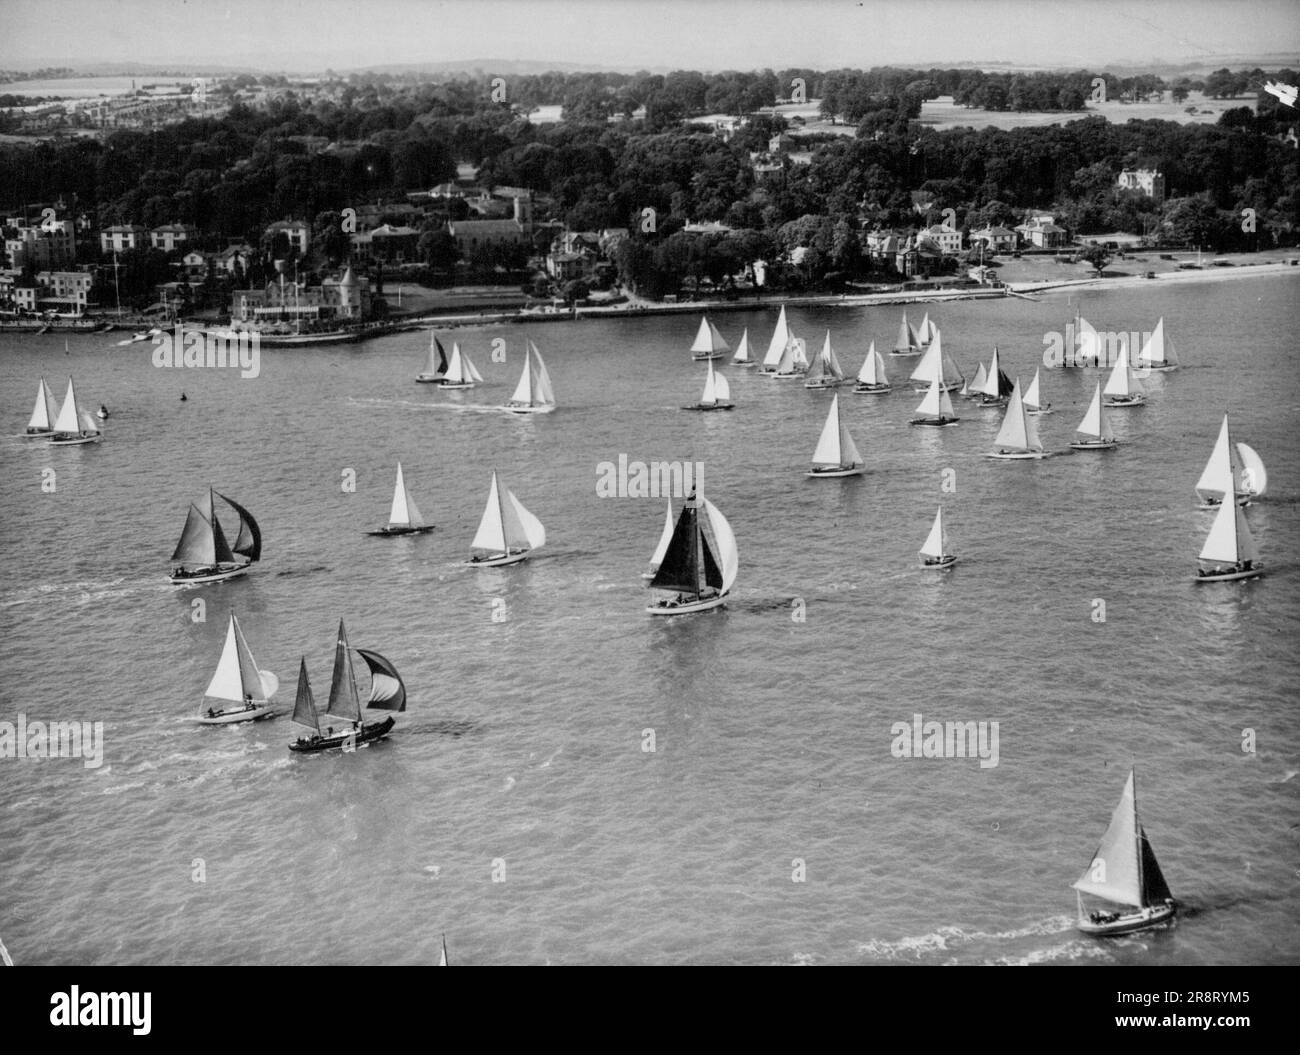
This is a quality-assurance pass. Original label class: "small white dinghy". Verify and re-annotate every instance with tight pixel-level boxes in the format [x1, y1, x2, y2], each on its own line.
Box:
[1023, 367, 1053, 415]
[1072, 769, 1176, 936]
[909, 375, 959, 427]
[198, 611, 279, 724]
[890, 312, 922, 357]
[502, 341, 555, 413]
[368, 462, 434, 536]
[919, 507, 955, 568]
[1135, 317, 1178, 372]
[645, 491, 737, 615]
[986, 378, 1048, 459]
[908, 330, 962, 393]
[962, 361, 987, 400]
[1236, 442, 1267, 502]
[973, 347, 1012, 406]
[730, 328, 755, 367]
[440, 342, 484, 389]
[689, 316, 729, 361]
[1103, 344, 1146, 407]
[1194, 414, 1252, 507]
[804, 331, 850, 388]
[853, 341, 891, 394]
[758, 305, 792, 374]
[684, 356, 733, 410]
[806, 394, 864, 477]
[467, 470, 545, 567]
[48, 378, 102, 445]
[1195, 493, 1263, 582]
[1069, 383, 1117, 450]
[642, 500, 674, 581]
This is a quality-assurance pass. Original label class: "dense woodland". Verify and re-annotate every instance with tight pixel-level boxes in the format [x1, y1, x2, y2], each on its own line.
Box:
[1, 65, 1296, 303]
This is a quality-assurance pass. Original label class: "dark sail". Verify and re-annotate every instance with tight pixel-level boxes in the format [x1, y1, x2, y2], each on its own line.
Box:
[291, 657, 320, 733]
[217, 492, 262, 562]
[1139, 826, 1173, 904]
[324, 619, 362, 722]
[171, 504, 214, 564]
[435, 337, 449, 375]
[701, 529, 723, 590]
[211, 513, 237, 565]
[997, 369, 1013, 397]
[648, 503, 700, 594]
[357, 648, 406, 712]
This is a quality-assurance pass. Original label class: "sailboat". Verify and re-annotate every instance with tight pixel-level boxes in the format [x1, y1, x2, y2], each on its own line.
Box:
[987, 378, 1048, 459]
[1135, 317, 1178, 372]
[645, 490, 738, 615]
[416, 334, 450, 383]
[467, 470, 545, 566]
[853, 341, 891, 394]
[1195, 493, 1263, 582]
[289, 620, 406, 753]
[771, 331, 809, 379]
[1023, 367, 1052, 414]
[642, 500, 674, 581]
[890, 312, 922, 356]
[908, 330, 962, 393]
[759, 306, 792, 374]
[1236, 442, 1267, 501]
[1102, 345, 1146, 407]
[502, 340, 555, 413]
[961, 361, 987, 399]
[48, 377, 102, 445]
[169, 488, 262, 583]
[919, 507, 955, 568]
[1194, 414, 1251, 507]
[25, 376, 58, 436]
[1072, 769, 1176, 936]
[198, 611, 279, 724]
[806, 394, 864, 477]
[804, 331, 849, 388]
[730, 328, 755, 367]
[689, 316, 729, 361]
[914, 312, 936, 350]
[1069, 383, 1118, 450]
[909, 375, 959, 427]
[368, 462, 434, 536]
[685, 356, 733, 410]
[973, 348, 1013, 406]
[440, 342, 484, 389]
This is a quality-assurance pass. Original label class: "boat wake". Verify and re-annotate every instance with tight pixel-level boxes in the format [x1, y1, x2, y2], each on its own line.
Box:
[275, 564, 330, 578]
[0, 577, 136, 608]
[855, 916, 1080, 962]
[348, 396, 503, 415]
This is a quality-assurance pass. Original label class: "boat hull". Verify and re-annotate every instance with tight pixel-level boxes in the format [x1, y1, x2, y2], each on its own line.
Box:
[367, 525, 435, 536]
[1070, 439, 1118, 450]
[804, 378, 849, 389]
[691, 352, 724, 361]
[1104, 395, 1146, 407]
[1195, 564, 1264, 583]
[909, 417, 959, 427]
[1077, 901, 1176, 936]
[770, 372, 805, 381]
[920, 555, 957, 569]
[731, 361, 756, 368]
[198, 704, 275, 725]
[501, 404, 555, 414]
[985, 449, 1049, 459]
[169, 564, 251, 585]
[911, 382, 961, 393]
[49, 434, 102, 445]
[24, 428, 53, 437]
[1137, 362, 1177, 372]
[646, 592, 727, 615]
[415, 375, 447, 384]
[806, 466, 864, 478]
[977, 397, 1008, 408]
[682, 403, 734, 411]
[889, 350, 921, 357]
[467, 551, 531, 567]
[289, 716, 396, 753]
[853, 383, 891, 394]
[1026, 405, 1053, 415]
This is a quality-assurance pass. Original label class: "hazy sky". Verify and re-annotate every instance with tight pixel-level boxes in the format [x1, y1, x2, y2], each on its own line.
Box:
[2, 0, 1297, 72]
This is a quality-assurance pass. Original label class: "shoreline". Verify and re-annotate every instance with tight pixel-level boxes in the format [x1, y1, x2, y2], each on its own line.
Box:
[4, 259, 1296, 340]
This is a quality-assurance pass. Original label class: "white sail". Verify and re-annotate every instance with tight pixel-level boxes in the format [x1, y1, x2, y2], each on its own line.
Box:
[762, 306, 790, 368]
[892, 313, 914, 353]
[204, 613, 269, 704]
[825, 336, 845, 378]
[976, 348, 1002, 397]
[78, 410, 99, 436]
[811, 395, 843, 466]
[938, 385, 955, 419]
[505, 488, 545, 550]
[792, 336, 809, 369]
[857, 341, 885, 384]
[774, 335, 799, 375]
[471, 472, 506, 552]
[28, 377, 56, 431]
[529, 342, 555, 406]
[445, 343, 465, 383]
[910, 330, 944, 384]
[712, 369, 731, 403]
[648, 501, 674, 570]
[916, 313, 934, 347]
[689, 317, 729, 355]
[1076, 383, 1113, 441]
[1103, 345, 1144, 398]
[52, 377, 80, 434]
[1024, 368, 1043, 409]
[387, 462, 424, 528]
[731, 328, 751, 364]
[1236, 442, 1266, 497]
[702, 498, 738, 595]
[1137, 317, 1176, 367]
[1071, 771, 1142, 908]
[1199, 495, 1256, 565]
[838, 415, 862, 467]
[508, 347, 533, 404]
[465, 352, 484, 383]
[994, 379, 1041, 451]
[919, 507, 948, 559]
[915, 376, 942, 417]
[1194, 415, 1237, 500]
[700, 358, 717, 404]
[967, 361, 987, 394]
[1075, 314, 1099, 365]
